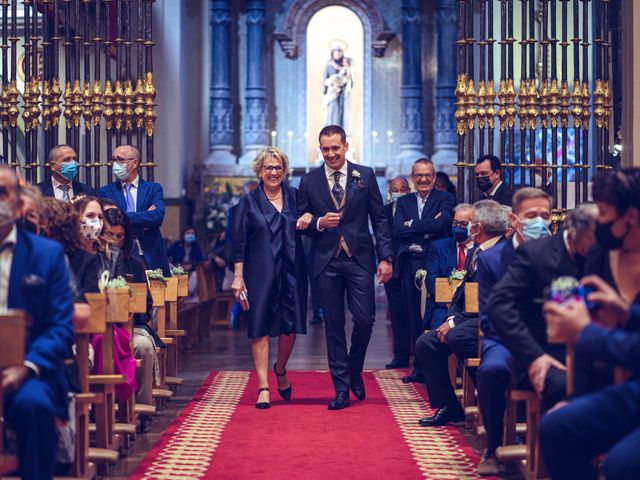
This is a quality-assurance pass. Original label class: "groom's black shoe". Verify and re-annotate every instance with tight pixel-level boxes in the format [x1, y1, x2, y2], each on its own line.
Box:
[418, 405, 465, 427]
[402, 370, 425, 383]
[350, 373, 366, 401]
[328, 391, 350, 410]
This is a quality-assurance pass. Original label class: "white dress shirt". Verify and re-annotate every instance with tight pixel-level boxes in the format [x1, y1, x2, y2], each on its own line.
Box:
[52, 177, 74, 201]
[121, 175, 140, 211]
[317, 162, 349, 231]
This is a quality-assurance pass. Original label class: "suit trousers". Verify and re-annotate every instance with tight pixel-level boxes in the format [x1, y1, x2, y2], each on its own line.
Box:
[318, 253, 375, 393]
[540, 378, 640, 480]
[6, 377, 57, 480]
[384, 277, 409, 362]
[477, 337, 513, 455]
[415, 320, 479, 409]
[401, 256, 427, 373]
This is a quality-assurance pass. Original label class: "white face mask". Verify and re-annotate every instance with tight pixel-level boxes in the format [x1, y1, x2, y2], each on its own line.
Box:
[81, 218, 103, 241]
[390, 192, 404, 203]
[0, 200, 15, 229]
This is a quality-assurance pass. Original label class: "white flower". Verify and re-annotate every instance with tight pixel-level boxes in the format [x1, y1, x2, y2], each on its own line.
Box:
[352, 170, 361, 179]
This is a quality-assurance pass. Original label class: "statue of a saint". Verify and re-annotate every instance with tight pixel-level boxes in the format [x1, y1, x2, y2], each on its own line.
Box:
[323, 44, 353, 134]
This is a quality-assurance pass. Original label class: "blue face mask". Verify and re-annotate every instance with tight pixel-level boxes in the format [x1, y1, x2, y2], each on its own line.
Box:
[453, 226, 469, 243]
[113, 162, 128, 181]
[184, 233, 196, 243]
[60, 161, 78, 181]
[521, 217, 551, 241]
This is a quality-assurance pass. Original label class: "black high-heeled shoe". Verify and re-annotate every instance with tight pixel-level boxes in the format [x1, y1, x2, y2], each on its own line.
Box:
[274, 363, 292, 402]
[256, 387, 270, 409]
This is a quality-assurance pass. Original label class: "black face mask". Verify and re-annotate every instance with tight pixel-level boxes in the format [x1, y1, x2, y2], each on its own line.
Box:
[16, 216, 38, 234]
[595, 219, 625, 250]
[476, 176, 493, 193]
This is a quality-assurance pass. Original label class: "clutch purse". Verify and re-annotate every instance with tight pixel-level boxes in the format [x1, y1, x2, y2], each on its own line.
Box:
[239, 290, 250, 312]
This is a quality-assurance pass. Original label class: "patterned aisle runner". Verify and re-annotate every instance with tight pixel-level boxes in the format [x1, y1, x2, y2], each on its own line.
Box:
[374, 369, 482, 479]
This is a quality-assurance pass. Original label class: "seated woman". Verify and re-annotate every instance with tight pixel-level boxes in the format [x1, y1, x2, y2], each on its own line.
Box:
[103, 207, 160, 407]
[167, 226, 205, 272]
[71, 195, 136, 402]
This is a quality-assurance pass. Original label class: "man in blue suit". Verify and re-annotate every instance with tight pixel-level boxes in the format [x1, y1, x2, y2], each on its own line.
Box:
[541, 276, 640, 480]
[98, 145, 170, 275]
[424, 203, 475, 330]
[393, 158, 455, 383]
[0, 166, 74, 480]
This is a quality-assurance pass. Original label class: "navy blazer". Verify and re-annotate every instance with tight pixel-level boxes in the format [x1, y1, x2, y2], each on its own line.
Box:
[423, 237, 457, 329]
[37, 178, 96, 199]
[393, 189, 455, 264]
[384, 202, 402, 258]
[167, 240, 205, 264]
[298, 162, 392, 277]
[476, 238, 516, 339]
[9, 230, 75, 419]
[98, 178, 170, 275]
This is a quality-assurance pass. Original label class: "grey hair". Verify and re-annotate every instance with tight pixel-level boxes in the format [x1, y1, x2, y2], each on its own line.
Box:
[454, 203, 474, 213]
[472, 199, 509, 235]
[567, 203, 598, 240]
[388, 176, 409, 189]
[251, 147, 290, 178]
[48, 144, 74, 163]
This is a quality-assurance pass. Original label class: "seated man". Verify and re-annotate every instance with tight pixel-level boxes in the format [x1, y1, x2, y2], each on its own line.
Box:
[475, 198, 597, 475]
[484, 187, 596, 475]
[416, 200, 508, 427]
[541, 276, 640, 480]
[424, 203, 474, 330]
[0, 166, 74, 480]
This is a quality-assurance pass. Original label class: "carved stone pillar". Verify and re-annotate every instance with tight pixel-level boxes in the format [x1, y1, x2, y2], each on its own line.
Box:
[207, 0, 236, 164]
[431, 0, 458, 174]
[240, 0, 269, 164]
[396, 0, 426, 175]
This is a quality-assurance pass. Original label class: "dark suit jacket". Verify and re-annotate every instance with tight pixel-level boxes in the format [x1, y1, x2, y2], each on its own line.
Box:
[392, 189, 455, 266]
[98, 178, 170, 275]
[37, 178, 96, 199]
[445, 245, 480, 327]
[384, 202, 401, 259]
[487, 233, 576, 367]
[68, 248, 101, 299]
[298, 162, 392, 277]
[487, 182, 513, 206]
[476, 238, 516, 339]
[9, 230, 75, 419]
[424, 237, 457, 329]
[167, 240, 205, 264]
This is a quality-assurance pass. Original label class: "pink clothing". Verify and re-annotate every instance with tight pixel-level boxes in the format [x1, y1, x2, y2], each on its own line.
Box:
[91, 325, 138, 402]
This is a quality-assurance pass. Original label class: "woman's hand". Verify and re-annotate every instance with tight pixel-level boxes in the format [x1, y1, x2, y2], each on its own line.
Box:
[581, 275, 631, 327]
[296, 212, 313, 230]
[231, 275, 247, 299]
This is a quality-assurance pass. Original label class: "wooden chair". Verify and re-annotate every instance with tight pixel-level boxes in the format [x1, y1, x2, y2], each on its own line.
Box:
[435, 279, 465, 403]
[165, 275, 188, 389]
[148, 277, 174, 407]
[461, 282, 481, 429]
[195, 261, 235, 330]
[0, 310, 28, 477]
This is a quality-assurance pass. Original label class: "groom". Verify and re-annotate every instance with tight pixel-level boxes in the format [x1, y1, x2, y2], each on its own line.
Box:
[298, 125, 393, 410]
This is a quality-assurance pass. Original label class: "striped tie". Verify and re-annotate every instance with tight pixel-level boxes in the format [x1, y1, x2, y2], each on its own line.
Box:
[59, 184, 70, 202]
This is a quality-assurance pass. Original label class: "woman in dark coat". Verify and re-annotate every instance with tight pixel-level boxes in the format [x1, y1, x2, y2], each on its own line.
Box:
[231, 147, 309, 409]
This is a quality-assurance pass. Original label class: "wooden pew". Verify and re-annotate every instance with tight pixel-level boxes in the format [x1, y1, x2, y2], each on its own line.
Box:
[462, 282, 481, 429]
[0, 311, 28, 477]
[434, 278, 464, 402]
[165, 274, 189, 388]
[147, 276, 173, 407]
[195, 261, 235, 331]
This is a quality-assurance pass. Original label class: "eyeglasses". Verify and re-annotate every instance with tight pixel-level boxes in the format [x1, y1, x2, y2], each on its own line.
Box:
[412, 173, 435, 180]
[452, 220, 470, 228]
[111, 156, 138, 164]
[262, 165, 284, 173]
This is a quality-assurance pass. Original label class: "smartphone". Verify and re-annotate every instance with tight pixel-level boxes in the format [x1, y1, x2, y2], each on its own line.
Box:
[239, 290, 250, 312]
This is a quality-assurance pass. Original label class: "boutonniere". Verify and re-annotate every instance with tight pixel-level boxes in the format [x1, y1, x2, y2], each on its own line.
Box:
[351, 169, 365, 190]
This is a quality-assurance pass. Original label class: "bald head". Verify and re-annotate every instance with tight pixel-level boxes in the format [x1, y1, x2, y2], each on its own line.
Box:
[113, 145, 141, 183]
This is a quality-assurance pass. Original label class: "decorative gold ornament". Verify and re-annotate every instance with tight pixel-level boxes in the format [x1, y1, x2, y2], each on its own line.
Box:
[548, 79, 560, 129]
[103, 80, 114, 130]
[559, 80, 571, 129]
[91, 79, 103, 127]
[571, 80, 583, 129]
[134, 78, 145, 129]
[0, 84, 9, 129]
[539, 80, 549, 129]
[527, 79, 538, 130]
[476, 80, 487, 129]
[114, 80, 125, 130]
[593, 79, 605, 129]
[63, 80, 73, 127]
[603, 81, 612, 128]
[82, 82, 93, 130]
[144, 72, 157, 137]
[581, 81, 591, 129]
[124, 80, 134, 131]
[454, 74, 467, 136]
[517, 79, 528, 130]
[465, 79, 478, 130]
[505, 79, 517, 129]
[7, 80, 20, 128]
[50, 78, 62, 127]
[486, 80, 497, 129]
[41, 80, 52, 130]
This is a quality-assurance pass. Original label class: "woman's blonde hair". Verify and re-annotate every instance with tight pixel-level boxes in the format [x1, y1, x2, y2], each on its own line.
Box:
[251, 147, 289, 179]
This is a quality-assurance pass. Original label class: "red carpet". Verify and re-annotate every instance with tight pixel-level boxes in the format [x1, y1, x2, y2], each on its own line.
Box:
[130, 370, 485, 479]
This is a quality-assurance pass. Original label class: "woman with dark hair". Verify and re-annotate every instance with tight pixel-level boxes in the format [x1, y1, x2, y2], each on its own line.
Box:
[435, 171, 457, 202]
[167, 225, 205, 272]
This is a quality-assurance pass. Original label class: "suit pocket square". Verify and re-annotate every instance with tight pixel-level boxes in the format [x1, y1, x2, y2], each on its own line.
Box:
[21, 274, 45, 287]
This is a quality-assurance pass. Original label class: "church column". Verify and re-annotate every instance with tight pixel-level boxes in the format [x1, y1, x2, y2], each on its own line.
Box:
[207, 0, 236, 164]
[240, 0, 268, 163]
[431, 0, 458, 174]
[396, 0, 426, 174]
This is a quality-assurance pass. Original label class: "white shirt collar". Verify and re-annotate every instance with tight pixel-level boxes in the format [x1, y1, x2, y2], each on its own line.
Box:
[1, 225, 17, 249]
[324, 161, 348, 180]
[120, 175, 140, 189]
[52, 176, 71, 190]
[415, 191, 430, 203]
[512, 234, 523, 250]
[478, 235, 502, 252]
[457, 240, 473, 251]
[487, 180, 503, 196]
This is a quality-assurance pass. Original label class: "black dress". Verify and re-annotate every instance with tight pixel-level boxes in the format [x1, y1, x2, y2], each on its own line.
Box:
[232, 183, 307, 339]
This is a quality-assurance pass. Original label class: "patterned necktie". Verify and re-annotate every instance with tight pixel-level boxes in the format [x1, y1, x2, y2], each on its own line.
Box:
[124, 183, 135, 212]
[332, 171, 344, 205]
[457, 244, 466, 271]
[59, 183, 70, 203]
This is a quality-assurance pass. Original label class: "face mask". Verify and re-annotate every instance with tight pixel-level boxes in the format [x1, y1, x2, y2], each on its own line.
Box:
[390, 192, 403, 203]
[184, 233, 196, 243]
[0, 200, 15, 229]
[113, 162, 129, 181]
[520, 216, 551, 241]
[16, 216, 38, 234]
[453, 226, 469, 243]
[60, 161, 78, 181]
[467, 222, 475, 239]
[81, 218, 103, 241]
[595, 219, 626, 250]
[476, 176, 493, 193]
